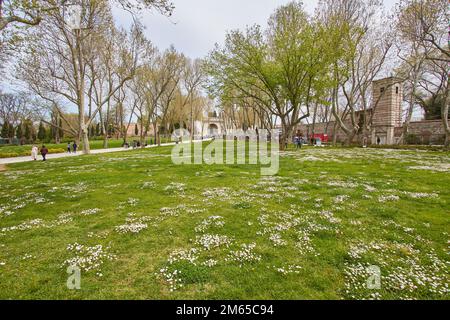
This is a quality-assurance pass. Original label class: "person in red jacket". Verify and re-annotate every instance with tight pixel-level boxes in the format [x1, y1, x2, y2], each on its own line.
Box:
[40, 145, 49, 161]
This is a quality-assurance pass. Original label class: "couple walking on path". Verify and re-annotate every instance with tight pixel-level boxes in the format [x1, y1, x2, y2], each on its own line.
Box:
[67, 142, 78, 154]
[31, 145, 49, 161]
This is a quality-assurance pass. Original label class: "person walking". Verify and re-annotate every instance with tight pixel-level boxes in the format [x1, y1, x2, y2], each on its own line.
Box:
[31, 145, 38, 161]
[67, 142, 71, 153]
[40, 145, 48, 161]
[72, 142, 78, 153]
[294, 135, 300, 150]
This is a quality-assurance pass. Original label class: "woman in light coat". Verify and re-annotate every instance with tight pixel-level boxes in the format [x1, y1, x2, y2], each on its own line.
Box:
[31, 145, 38, 161]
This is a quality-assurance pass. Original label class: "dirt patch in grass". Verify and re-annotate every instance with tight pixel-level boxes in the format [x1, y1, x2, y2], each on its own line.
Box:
[0, 164, 7, 172]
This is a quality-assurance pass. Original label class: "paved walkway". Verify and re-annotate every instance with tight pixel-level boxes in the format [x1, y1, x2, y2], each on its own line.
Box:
[0, 139, 205, 165]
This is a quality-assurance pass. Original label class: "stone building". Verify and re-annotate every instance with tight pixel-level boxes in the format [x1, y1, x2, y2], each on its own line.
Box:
[299, 77, 446, 145]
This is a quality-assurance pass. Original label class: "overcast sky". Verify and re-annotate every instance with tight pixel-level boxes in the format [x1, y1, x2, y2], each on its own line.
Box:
[113, 0, 398, 59]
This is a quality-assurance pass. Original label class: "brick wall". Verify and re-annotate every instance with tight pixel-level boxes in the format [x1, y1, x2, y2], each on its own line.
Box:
[298, 119, 446, 145]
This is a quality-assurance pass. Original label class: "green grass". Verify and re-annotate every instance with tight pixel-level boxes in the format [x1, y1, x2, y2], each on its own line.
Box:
[0, 143, 448, 299]
[0, 137, 173, 158]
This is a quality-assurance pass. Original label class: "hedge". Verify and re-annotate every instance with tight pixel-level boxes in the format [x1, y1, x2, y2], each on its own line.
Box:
[0, 148, 66, 158]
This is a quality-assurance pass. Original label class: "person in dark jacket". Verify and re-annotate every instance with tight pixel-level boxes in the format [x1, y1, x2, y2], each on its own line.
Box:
[72, 142, 78, 153]
[40, 145, 49, 161]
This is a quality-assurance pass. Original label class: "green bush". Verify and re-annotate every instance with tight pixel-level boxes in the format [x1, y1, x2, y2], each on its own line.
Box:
[406, 134, 422, 145]
[47, 148, 66, 154]
[369, 145, 446, 152]
[0, 148, 65, 158]
[0, 152, 20, 158]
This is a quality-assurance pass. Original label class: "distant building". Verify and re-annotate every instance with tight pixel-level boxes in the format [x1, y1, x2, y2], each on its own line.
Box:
[126, 112, 225, 140]
[298, 77, 446, 145]
[193, 111, 224, 137]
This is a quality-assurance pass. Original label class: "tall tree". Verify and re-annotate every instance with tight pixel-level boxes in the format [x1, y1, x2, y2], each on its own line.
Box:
[0, 0, 174, 31]
[206, 1, 334, 150]
[37, 121, 46, 141]
[317, 0, 393, 145]
[395, 0, 449, 147]
[17, 1, 148, 154]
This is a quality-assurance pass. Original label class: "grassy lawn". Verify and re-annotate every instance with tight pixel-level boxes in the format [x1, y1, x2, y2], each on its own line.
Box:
[0, 143, 448, 299]
[0, 137, 173, 158]
[0, 139, 124, 158]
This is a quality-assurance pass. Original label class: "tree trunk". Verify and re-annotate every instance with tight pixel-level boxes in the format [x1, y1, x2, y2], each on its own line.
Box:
[75, 29, 89, 155]
[81, 126, 90, 154]
[279, 120, 290, 151]
[400, 67, 420, 145]
[442, 83, 450, 149]
[103, 100, 110, 149]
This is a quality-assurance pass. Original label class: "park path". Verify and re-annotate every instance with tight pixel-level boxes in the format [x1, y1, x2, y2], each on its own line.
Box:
[0, 139, 204, 165]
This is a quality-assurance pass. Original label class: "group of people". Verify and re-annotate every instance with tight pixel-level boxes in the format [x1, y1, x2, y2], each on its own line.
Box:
[31, 145, 49, 161]
[293, 135, 305, 149]
[67, 142, 78, 153]
[124, 140, 150, 149]
[30, 142, 78, 162]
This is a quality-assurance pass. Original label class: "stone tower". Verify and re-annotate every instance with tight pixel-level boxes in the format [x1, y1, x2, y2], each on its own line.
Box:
[371, 77, 403, 145]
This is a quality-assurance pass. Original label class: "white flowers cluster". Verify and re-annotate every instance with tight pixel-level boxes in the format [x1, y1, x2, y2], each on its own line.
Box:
[226, 243, 261, 267]
[63, 243, 116, 273]
[21, 253, 35, 260]
[378, 194, 400, 203]
[1, 218, 44, 233]
[164, 182, 186, 193]
[348, 241, 385, 260]
[141, 181, 156, 189]
[202, 259, 218, 268]
[195, 234, 233, 250]
[295, 230, 317, 256]
[185, 207, 207, 214]
[402, 191, 439, 199]
[334, 195, 350, 204]
[160, 205, 187, 217]
[202, 187, 233, 200]
[50, 213, 74, 226]
[363, 185, 377, 193]
[327, 180, 359, 188]
[0, 191, 51, 217]
[345, 231, 449, 299]
[349, 219, 362, 226]
[269, 233, 287, 247]
[319, 211, 341, 224]
[1, 213, 75, 234]
[127, 198, 139, 206]
[115, 222, 148, 234]
[275, 264, 302, 275]
[343, 261, 382, 300]
[195, 216, 225, 233]
[87, 231, 110, 239]
[168, 248, 199, 265]
[59, 182, 89, 196]
[80, 208, 101, 216]
[158, 267, 183, 292]
[408, 164, 450, 172]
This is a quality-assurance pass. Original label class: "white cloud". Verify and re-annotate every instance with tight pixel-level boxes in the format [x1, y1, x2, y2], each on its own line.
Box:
[114, 0, 398, 59]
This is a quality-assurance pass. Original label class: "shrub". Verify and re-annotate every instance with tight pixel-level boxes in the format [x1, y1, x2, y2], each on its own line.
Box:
[369, 145, 446, 152]
[0, 152, 20, 158]
[47, 148, 66, 154]
[405, 134, 422, 145]
[0, 148, 66, 159]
